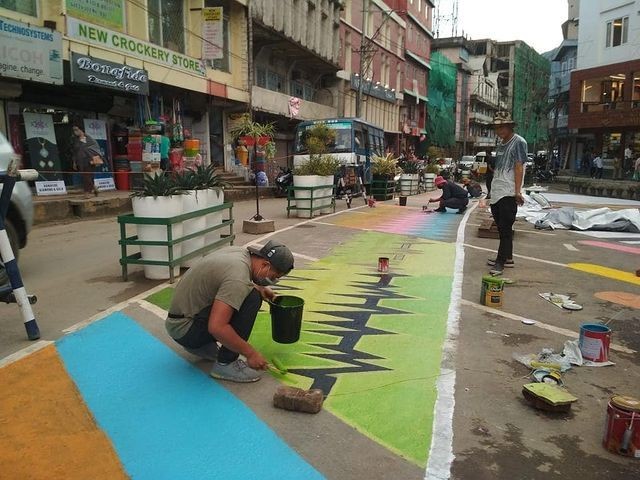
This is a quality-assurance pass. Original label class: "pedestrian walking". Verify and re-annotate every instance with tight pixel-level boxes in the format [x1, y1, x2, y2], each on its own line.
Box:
[594, 154, 604, 179]
[487, 111, 527, 276]
[624, 145, 633, 177]
[634, 156, 640, 181]
[165, 241, 294, 383]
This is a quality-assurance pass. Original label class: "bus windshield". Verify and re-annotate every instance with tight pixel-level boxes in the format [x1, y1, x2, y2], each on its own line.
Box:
[294, 121, 353, 154]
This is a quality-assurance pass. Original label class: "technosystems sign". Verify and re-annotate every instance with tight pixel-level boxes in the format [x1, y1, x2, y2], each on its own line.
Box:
[70, 53, 149, 94]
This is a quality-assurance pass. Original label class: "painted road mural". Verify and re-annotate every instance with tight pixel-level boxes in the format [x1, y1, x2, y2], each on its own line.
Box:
[0, 205, 460, 477]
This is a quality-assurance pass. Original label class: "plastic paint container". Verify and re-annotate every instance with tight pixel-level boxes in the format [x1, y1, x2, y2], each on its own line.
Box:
[270, 296, 304, 344]
[603, 395, 640, 457]
[579, 323, 611, 362]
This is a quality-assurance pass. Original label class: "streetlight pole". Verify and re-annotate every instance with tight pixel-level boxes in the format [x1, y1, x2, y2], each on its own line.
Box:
[356, 1, 369, 118]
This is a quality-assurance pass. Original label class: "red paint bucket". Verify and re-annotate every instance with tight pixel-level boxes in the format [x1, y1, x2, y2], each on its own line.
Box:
[603, 395, 640, 457]
[378, 257, 389, 273]
[579, 323, 611, 362]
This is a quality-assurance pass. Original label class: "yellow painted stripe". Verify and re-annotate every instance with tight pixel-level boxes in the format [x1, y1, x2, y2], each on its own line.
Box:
[0, 345, 127, 479]
[568, 263, 640, 286]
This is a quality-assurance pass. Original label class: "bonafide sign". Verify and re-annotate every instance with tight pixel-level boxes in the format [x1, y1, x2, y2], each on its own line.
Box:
[71, 53, 149, 94]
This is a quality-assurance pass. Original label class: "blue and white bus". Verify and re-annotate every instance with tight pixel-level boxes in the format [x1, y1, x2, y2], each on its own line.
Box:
[293, 118, 385, 185]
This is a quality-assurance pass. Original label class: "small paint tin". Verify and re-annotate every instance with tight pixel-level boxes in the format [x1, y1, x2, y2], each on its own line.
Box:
[378, 257, 389, 273]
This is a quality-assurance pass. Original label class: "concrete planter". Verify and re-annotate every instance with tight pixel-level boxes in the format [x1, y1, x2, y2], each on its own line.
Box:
[131, 195, 183, 280]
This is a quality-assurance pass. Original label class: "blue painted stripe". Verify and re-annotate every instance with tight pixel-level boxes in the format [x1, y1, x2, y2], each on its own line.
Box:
[57, 312, 324, 480]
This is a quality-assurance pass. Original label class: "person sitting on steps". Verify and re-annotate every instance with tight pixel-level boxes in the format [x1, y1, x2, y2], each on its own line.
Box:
[427, 175, 469, 214]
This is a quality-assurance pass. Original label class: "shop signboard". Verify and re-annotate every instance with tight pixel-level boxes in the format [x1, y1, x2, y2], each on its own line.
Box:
[202, 7, 223, 60]
[71, 53, 149, 95]
[23, 112, 62, 180]
[66, 17, 206, 77]
[0, 16, 63, 85]
[65, 0, 125, 32]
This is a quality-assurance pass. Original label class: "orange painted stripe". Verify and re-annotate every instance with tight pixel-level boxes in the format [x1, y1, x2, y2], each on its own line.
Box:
[0, 345, 127, 479]
[594, 291, 640, 309]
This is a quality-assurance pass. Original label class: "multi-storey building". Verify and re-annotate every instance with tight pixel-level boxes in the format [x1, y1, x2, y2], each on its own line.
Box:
[0, 0, 250, 177]
[546, 0, 579, 170]
[248, 0, 343, 162]
[383, 0, 434, 155]
[568, 0, 640, 178]
[339, 0, 406, 151]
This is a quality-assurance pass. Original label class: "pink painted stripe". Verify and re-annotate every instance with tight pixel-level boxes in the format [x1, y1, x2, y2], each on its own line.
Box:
[578, 240, 640, 255]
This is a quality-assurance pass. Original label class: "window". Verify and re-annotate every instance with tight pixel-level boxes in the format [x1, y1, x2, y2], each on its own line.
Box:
[606, 16, 629, 47]
[148, 0, 185, 53]
[267, 70, 283, 92]
[0, 0, 37, 16]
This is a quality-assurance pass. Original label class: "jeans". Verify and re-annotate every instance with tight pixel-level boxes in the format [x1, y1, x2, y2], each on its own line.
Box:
[174, 289, 262, 363]
[485, 174, 493, 195]
[439, 197, 469, 210]
[490, 196, 517, 263]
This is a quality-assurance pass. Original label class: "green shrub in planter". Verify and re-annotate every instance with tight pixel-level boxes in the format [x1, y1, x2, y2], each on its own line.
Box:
[293, 154, 339, 176]
[130, 173, 187, 198]
[372, 153, 399, 178]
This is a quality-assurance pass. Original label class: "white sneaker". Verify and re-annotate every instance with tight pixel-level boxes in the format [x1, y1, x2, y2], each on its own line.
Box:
[210, 359, 261, 383]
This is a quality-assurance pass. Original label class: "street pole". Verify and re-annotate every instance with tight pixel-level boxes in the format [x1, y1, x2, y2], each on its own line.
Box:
[356, 1, 369, 118]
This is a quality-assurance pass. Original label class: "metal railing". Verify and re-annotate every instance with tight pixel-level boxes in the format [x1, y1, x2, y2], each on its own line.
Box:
[118, 202, 235, 283]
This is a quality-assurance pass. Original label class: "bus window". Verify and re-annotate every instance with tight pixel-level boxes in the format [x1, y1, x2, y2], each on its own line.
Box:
[354, 129, 365, 151]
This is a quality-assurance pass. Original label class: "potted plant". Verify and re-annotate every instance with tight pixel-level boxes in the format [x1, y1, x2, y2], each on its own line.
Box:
[192, 164, 230, 248]
[371, 153, 398, 200]
[293, 124, 339, 217]
[423, 162, 440, 191]
[130, 173, 187, 280]
[398, 157, 420, 195]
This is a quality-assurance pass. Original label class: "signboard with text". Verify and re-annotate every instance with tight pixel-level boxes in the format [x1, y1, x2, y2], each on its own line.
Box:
[66, 17, 206, 77]
[202, 7, 223, 60]
[71, 52, 149, 94]
[0, 16, 63, 85]
[35, 181, 67, 196]
[65, 0, 124, 31]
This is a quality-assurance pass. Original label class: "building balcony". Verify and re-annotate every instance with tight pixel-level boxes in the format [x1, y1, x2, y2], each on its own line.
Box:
[251, 86, 337, 120]
[469, 111, 493, 125]
[548, 115, 568, 129]
[470, 93, 499, 109]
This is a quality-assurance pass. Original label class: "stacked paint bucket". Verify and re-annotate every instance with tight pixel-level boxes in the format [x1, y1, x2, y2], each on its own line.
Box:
[480, 275, 504, 308]
[183, 139, 200, 170]
[113, 156, 130, 191]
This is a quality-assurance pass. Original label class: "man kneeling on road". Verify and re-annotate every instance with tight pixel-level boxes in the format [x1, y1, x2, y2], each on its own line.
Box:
[428, 175, 469, 214]
[165, 240, 294, 383]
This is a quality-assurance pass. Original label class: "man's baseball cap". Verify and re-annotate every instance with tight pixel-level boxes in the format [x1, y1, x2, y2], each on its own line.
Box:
[493, 110, 516, 126]
[247, 240, 294, 274]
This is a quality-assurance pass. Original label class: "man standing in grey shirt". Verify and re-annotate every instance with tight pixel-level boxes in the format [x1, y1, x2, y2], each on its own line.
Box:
[487, 111, 527, 276]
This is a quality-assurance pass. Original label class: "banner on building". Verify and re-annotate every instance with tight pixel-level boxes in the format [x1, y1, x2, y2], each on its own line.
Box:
[0, 16, 63, 85]
[23, 112, 62, 180]
[65, 0, 124, 31]
[66, 17, 206, 77]
[202, 7, 224, 60]
[70, 53, 149, 94]
[83, 118, 112, 180]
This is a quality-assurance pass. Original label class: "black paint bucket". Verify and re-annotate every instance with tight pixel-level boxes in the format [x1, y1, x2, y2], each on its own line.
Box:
[270, 295, 304, 344]
[399, 196, 407, 206]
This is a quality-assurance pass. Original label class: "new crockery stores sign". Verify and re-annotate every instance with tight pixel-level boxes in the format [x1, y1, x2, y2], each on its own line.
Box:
[0, 16, 63, 85]
[71, 53, 149, 94]
[66, 17, 206, 77]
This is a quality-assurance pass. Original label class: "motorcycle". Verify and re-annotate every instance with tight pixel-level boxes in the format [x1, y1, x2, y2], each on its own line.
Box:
[275, 167, 293, 197]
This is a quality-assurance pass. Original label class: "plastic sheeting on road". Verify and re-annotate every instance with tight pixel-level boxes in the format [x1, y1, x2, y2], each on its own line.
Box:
[531, 207, 640, 232]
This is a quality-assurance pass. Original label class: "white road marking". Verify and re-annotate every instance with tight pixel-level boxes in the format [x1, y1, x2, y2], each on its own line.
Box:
[136, 299, 171, 318]
[464, 244, 568, 268]
[467, 223, 556, 236]
[461, 299, 636, 354]
[571, 231, 640, 239]
[621, 241, 640, 245]
[425, 200, 478, 480]
[0, 340, 54, 369]
[564, 243, 579, 251]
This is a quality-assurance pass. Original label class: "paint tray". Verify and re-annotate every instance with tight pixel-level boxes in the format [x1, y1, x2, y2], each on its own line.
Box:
[522, 383, 577, 413]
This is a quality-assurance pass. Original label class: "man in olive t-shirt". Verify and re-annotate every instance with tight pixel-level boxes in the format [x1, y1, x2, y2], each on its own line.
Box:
[166, 241, 294, 383]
